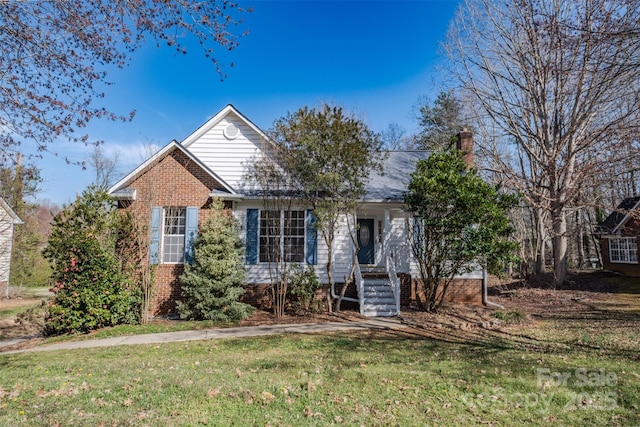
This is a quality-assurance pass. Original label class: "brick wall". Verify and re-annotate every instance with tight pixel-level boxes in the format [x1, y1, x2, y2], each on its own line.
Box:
[600, 216, 640, 277]
[119, 148, 227, 315]
[153, 264, 185, 314]
[399, 273, 412, 306]
[243, 284, 331, 312]
[245, 275, 483, 312]
[409, 278, 484, 307]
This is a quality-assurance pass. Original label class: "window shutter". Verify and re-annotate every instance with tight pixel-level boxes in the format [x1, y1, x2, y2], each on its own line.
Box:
[306, 209, 318, 265]
[149, 207, 162, 265]
[411, 216, 424, 258]
[184, 207, 199, 264]
[246, 209, 259, 265]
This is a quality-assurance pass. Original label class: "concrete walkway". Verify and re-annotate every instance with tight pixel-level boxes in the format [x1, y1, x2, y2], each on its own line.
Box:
[0, 318, 408, 355]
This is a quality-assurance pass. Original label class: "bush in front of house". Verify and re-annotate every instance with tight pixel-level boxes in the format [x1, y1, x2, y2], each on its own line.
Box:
[43, 186, 141, 335]
[288, 264, 321, 313]
[177, 198, 254, 322]
[45, 235, 141, 334]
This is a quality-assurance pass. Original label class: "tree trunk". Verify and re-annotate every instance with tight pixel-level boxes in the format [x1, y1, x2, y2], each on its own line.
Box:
[325, 246, 334, 314]
[552, 209, 568, 288]
[534, 207, 546, 275]
[576, 210, 585, 269]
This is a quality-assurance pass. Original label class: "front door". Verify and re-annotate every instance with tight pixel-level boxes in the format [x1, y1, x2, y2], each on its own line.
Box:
[357, 218, 375, 264]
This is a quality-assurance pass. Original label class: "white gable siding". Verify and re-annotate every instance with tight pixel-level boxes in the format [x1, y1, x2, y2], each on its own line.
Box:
[186, 114, 266, 190]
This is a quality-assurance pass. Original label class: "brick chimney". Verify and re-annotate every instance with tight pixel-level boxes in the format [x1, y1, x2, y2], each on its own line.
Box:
[456, 127, 474, 169]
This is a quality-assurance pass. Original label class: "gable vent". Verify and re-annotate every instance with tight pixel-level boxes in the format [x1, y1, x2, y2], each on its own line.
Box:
[224, 123, 240, 140]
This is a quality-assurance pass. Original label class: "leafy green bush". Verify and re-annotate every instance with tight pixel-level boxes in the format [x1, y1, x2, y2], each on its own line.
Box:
[287, 264, 321, 313]
[45, 234, 141, 335]
[177, 199, 253, 322]
[43, 186, 141, 335]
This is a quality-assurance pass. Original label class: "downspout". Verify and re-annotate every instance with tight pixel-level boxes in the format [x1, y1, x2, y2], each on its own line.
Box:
[330, 283, 359, 303]
[482, 264, 504, 309]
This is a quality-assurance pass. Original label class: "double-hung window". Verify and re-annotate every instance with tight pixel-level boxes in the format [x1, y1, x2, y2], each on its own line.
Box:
[149, 206, 198, 265]
[609, 237, 638, 264]
[163, 207, 186, 264]
[259, 210, 281, 263]
[258, 210, 305, 263]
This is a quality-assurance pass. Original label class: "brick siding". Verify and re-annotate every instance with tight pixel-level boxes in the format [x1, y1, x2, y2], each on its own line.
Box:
[601, 216, 640, 277]
[118, 148, 227, 315]
[410, 278, 484, 306]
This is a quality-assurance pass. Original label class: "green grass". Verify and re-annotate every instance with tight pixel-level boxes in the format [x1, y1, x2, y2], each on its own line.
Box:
[492, 309, 527, 325]
[0, 322, 638, 426]
[42, 320, 234, 345]
[0, 305, 35, 321]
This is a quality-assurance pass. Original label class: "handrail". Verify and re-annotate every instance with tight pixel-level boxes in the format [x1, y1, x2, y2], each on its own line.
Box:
[386, 254, 401, 314]
[389, 243, 409, 273]
[355, 261, 364, 315]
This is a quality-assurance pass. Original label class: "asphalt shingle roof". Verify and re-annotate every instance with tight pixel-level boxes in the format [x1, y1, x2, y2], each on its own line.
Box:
[363, 151, 431, 202]
[597, 196, 640, 234]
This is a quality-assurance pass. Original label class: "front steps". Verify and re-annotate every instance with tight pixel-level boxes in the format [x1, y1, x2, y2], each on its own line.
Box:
[360, 268, 399, 317]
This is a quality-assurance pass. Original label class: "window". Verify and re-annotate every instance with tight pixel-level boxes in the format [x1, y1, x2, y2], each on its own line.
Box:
[259, 210, 305, 263]
[163, 207, 186, 264]
[149, 206, 197, 265]
[259, 210, 280, 263]
[284, 210, 305, 262]
[609, 237, 638, 264]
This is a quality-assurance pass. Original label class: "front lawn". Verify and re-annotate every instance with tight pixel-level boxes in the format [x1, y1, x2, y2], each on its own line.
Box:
[0, 323, 638, 426]
[0, 271, 638, 426]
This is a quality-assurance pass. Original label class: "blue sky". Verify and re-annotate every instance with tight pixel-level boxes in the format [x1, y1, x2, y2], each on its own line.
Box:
[34, 0, 460, 205]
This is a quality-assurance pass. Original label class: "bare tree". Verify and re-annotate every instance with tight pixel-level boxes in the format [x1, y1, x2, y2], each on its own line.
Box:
[444, 0, 640, 286]
[246, 142, 298, 318]
[380, 123, 410, 150]
[0, 1, 250, 162]
[88, 145, 121, 189]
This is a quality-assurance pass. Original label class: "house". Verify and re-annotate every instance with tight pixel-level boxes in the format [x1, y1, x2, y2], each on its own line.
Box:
[0, 198, 23, 298]
[108, 105, 486, 316]
[597, 196, 640, 276]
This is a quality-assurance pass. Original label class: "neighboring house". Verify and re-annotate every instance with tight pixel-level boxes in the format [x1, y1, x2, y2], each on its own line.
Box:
[0, 198, 23, 298]
[109, 105, 486, 316]
[596, 196, 640, 276]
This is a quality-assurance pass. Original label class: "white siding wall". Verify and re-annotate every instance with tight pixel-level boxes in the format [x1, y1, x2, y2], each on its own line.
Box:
[187, 114, 265, 190]
[234, 202, 358, 285]
[388, 214, 411, 273]
[329, 216, 354, 283]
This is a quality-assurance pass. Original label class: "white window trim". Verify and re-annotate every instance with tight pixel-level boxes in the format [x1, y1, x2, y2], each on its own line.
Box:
[609, 236, 638, 264]
[161, 207, 186, 265]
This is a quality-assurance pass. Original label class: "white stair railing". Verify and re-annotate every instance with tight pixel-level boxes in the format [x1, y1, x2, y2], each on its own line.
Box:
[355, 262, 364, 315]
[386, 254, 400, 315]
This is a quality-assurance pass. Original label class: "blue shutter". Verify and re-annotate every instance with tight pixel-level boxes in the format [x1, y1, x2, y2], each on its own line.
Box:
[411, 216, 424, 258]
[149, 207, 162, 265]
[184, 207, 199, 264]
[246, 209, 259, 265]
[306, 209, 318, 265]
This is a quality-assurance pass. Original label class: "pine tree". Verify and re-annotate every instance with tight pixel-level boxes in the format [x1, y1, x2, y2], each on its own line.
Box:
[177, 199, 253, 322]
